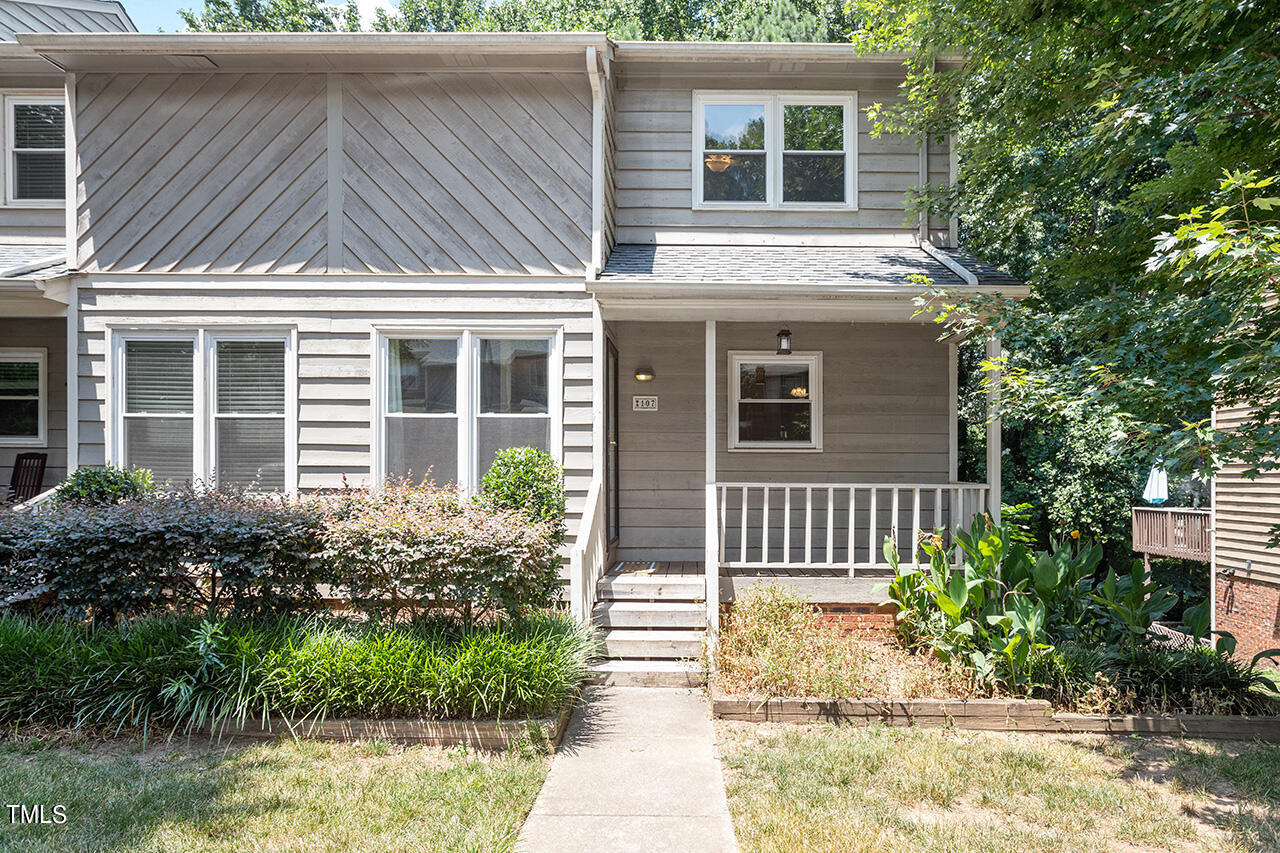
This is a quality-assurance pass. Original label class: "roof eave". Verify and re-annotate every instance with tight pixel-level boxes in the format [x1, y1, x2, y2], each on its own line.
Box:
[588, 280, 1030, 299]
[15, 31, 613, 56]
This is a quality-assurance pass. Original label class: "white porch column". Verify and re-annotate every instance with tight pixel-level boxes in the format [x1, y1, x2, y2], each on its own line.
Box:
[986, 335, 1003, 522]
[704, 320, 719, 641]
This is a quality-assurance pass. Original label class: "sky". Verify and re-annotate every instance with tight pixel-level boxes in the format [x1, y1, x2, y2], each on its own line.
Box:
[122, 0, 395, 32]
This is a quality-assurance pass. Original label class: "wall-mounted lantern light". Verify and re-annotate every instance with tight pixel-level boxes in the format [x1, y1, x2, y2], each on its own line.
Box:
[776, 328, 792, 356]
[634, 366, 655, 382]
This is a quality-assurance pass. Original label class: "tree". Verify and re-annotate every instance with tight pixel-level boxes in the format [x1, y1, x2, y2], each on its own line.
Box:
[180, 0, 359, 31]
[730, 0, 827, 42]
[853, 0, 1280, 484]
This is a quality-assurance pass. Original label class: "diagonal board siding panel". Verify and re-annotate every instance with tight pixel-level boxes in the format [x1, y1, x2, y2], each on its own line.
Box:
[77, 73, 328, 274]
[341, 72, 591, 276]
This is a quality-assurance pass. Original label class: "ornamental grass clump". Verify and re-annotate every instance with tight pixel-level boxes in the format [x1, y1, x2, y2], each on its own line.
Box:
[712, 583, 974, 700]
[0, 611, 596, 734]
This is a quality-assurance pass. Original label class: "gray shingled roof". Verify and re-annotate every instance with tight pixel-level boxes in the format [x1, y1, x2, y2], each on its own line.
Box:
[599, 244, 1022, 289]
[0, 0, 134, 41]
[0, 242, 63, 277]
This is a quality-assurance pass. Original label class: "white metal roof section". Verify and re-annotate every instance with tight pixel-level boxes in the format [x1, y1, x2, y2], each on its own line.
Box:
[0, 0, 134, 41]
[17, 31, 613, 73]
[598, 244, 1024, 291]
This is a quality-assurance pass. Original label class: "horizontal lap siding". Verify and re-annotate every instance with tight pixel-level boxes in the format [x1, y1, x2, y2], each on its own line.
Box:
[0, 317, 66, 492]
[75, 287, 597, 574]
[612, 321, 950, 561]
[1215, 405, 1280, 580]
[614, 81, 924, 246]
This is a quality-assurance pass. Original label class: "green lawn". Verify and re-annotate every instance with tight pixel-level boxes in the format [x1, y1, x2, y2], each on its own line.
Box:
[0, 734, 548, 852]
[717, 722, 1280, 853]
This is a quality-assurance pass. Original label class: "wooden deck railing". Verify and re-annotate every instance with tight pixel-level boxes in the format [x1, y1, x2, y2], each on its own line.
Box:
[1131, 507, 1211, 562]
[716, 482, 991, 576]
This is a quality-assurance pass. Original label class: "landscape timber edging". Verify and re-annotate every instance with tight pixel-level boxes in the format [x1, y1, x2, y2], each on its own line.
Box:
[198, 700, 577, 751]
[710, 689, 1280, 741]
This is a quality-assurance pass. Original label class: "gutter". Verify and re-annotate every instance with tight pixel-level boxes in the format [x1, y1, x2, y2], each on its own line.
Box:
[587, 280, 1030, 299]
[919, 239, 979, 286]
[0, 253, 64, 279]
[16, 32, 613, 56]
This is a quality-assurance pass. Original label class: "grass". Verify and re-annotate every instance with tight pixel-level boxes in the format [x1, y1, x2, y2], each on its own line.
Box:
[717, 722, 1280, 853]
[711, 584, 976, 699]
[0, 732, 548, 852]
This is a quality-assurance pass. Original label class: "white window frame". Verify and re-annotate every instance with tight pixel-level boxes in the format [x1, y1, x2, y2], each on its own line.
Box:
[373, 325, 564, 493]
[3, 93, 66, 208]
[693, 91, 857, 211]
[728, 351, 823, 452]
[108, 327, 298, 492]
[0, 347, 47, 447]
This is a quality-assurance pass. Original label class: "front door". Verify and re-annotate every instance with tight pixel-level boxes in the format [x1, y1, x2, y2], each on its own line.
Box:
[606, 339, 620, 545]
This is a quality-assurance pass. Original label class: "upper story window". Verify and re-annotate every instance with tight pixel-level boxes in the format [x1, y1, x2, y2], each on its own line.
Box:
[4, 95, 64, 206]
[694, 92, 856, 210]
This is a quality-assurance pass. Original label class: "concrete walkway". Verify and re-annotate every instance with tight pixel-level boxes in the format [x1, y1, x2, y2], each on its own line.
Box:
[518, 686, 738, 853]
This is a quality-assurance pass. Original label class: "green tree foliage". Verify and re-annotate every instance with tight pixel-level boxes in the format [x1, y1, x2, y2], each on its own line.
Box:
[180, 0, 360, 31]
[855, 0, 1280, 482]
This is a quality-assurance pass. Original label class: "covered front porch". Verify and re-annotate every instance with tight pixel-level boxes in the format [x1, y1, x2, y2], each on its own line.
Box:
[569, 313, 1002, 633]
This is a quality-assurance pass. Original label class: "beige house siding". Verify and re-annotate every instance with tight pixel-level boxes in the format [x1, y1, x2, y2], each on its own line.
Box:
[610, 320, 951, 561]
[0, 317, 66, 492]
[74, 284, 596, 573]
[74, 71, 591, 276]
[1215, 405, 1280, 580]
[613, 74, 938, 247]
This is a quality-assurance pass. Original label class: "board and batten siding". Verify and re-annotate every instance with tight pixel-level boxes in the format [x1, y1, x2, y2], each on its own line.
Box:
[610, 320, 951, 561]
[613, 78, 943, 247]
[74, 287, 597, 570]
[74, 71, 592, 276]
[1215, 404, 1280, 580]
[0, 317, 66, 492]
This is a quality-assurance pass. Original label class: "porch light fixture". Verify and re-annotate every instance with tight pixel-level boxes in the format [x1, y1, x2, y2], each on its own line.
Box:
[776, 328, 792, 355]
[634, 367, 655, 382]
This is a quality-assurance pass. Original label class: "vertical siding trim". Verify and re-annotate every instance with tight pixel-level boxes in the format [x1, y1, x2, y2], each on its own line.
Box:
[66, 289, 78, 474]
[326, 74, 344, 273]
[985, 336, 1002, 521]
[585, 47, 604, 278]
[947, 132, 958, 248]
[917, 132, 928, 244]
[65, 73, 77, 267]
[704, 319, 719, 638]
[1210, 405, 1219, 634]
[948, 341, 957, 482]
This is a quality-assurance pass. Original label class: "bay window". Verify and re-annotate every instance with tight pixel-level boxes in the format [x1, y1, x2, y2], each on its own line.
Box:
[379, 330, 557, 490]
[694, 92, 856, 209]
[115, 331, 294, 490]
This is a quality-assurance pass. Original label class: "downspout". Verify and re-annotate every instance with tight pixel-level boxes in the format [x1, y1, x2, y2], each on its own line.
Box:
[64, 71, 78, 475]
[585, 45, 605, 280]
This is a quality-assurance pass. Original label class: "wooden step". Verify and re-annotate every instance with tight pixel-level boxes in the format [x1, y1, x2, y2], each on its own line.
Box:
[602, 629, 704, 659]
[596, 574, 705, 602]
[594, 601, 707, 629]
[589, 659, 704, 688]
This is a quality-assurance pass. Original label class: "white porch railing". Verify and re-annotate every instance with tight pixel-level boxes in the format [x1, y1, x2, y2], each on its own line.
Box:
[716, 482, 991, 575]
[568, 479, 608, 622]
[10, 485, 58, 514]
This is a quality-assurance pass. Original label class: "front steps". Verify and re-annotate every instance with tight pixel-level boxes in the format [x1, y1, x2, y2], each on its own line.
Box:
[589, 564, 708, 688]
